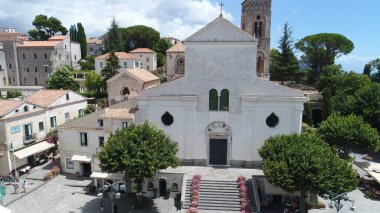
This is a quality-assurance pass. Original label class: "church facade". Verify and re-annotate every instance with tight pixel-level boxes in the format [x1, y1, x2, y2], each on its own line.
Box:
[136, 15, 305, 168]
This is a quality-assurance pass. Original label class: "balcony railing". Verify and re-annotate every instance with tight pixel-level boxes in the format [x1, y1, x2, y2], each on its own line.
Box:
[23, 134, 37, 144]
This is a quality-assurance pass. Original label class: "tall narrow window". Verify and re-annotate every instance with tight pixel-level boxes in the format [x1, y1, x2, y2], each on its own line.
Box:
[80, 132, 88, 146]
[35, 78, 38, 85]
[22, 53, 25, 59]
[209, 89, 218, 111]
[50, 116, 57, 127]
[34, 53, 37, 59]
[124, 62, 127, 68]
[99, 136, 105, 147]
[220, 89, 229, 111]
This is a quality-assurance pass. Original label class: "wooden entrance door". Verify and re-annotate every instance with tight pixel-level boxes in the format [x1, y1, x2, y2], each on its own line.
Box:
[82, 163, 91, 177]
[209, 139, 228, 165]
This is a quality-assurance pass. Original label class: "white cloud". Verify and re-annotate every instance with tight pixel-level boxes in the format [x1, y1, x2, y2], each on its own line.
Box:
[336, 54, 380, 72]
[0, 0, 234, 40]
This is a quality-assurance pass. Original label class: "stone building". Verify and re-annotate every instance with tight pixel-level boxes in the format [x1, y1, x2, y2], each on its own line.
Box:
[107, 69, 160, 105]
[241, 0, 271, 80]
[166, 42, 185, 81]
[86, 37, 103, 56]
[2, 35, 81, 87]
[94, 52, 140, 74]
[129, 48, 157, 71]
[0, 50, 8, 86]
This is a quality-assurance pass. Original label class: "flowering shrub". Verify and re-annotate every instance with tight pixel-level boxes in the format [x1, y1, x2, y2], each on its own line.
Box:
[43, 166, 61, 181]
[237, 176, 251, 212]
[188, 174, 201, 211]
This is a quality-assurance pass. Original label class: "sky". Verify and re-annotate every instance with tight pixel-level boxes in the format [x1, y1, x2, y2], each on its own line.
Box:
[0, 0, 378, 72]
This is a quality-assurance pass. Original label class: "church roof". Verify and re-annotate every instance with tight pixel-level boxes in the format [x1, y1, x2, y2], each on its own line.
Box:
[107, 69, 159, 83]
[184, 15, 257, 42]
[166, 43, 185, 53]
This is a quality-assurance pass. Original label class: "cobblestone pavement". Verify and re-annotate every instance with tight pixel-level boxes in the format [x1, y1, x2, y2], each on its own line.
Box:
[6, 173, 177, 213]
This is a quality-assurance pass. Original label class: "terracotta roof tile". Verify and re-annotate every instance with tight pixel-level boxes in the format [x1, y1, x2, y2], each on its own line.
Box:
[17, 41, 61, 47]
[166, 43, 185, 53]
[96, 52, 137, 59]
[87, 38, 103, 44]
[100, 108, 134, 119]
[0, 100, 25, 116]
[48, 35, 68, 41]
[107, 69, 159, 83]
[129, 48, 154, 53]
[26, 89, 69, 108]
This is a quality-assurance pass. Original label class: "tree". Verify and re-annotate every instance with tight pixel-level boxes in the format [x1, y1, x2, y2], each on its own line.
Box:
[259, 133, 357, 213]
[28, 14, 68, 41]
[303, 102, 313, 126]
[103, 18, 123, 52]
[121, 25, 160, 52]
[269, 23, 301, 84]
[318, 113, 380, 159]
[47, 66, 78, 90]
[79, 55, 96, 70]
[77, 23, 87, 59]
[84, 71, 103, 92]
[98, 121, 181, 197]
[363, 58, 380, 82]
[154, 38, 172, 68]
[69, 25, 77, 42]
[295, 33, 354, 84]
[101, 51, 121, 81]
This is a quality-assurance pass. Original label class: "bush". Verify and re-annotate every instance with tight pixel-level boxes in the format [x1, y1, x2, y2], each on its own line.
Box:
[6, 90, 22, 99]
[81, 91, 108, 99]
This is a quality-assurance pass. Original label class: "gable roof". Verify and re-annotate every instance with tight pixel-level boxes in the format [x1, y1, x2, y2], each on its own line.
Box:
[26, 89, 69, 108]
[0, 100, 25, 117]
[107, 69, 159, 83]
[48, 35, 69, 41]
[129, 48, 154, 53]
[17, 41, 61, 47]
[96, 52, 136, 60]
[184, 15, 257, 42]
[166, 43, 185, 53]
[87, 37, 103, 44]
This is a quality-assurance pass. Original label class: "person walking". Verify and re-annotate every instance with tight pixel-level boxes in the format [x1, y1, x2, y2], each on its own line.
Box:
[12, 180, 19, 193]
[22, 180, 28, 193]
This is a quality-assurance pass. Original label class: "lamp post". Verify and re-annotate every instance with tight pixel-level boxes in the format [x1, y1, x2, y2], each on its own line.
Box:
[324, 191, 355, 212]
[97, 181, 125, 213]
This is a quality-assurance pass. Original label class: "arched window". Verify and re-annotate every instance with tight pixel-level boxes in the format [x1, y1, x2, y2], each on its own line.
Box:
[266, 113, 279, 128]
[121, 87, 130, 96]
[220, 89, 229, 111]
[209, 89, 218, 111]
[161, 112, 174, 126]
[24, 105, 29, 112]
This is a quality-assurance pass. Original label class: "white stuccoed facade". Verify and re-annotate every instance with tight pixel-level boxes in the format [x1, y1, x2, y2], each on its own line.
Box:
[136, 16, 306, 167]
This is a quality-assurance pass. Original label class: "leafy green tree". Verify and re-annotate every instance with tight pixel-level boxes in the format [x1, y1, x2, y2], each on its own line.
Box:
[318, 113, 380, 159]
[154, 38, 172, 68]
[98, 121, 181, 197]
[79, 55, 96, 70]
[47, 66, 78, 90]
[28, 14, 68, 41]
[259, 133, 357, 213]
[101, 51, 121, 81]
[295, 33, 354, 84]
[84, 71, 103, 92]
[69, 25, 77, 42]
[103, 18, 123, 52]
[121, 25, 160, 51]
[269, 23, 301, 84]
[363, 58, 380, 82]
[6, 90, 22, 99]
[77, 23, 87, 59]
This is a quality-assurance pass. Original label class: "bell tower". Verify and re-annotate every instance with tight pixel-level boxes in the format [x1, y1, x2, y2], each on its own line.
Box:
[241, 0, 271, 80]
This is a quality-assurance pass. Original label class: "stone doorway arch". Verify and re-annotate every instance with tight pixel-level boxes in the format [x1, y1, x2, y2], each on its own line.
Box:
[205, 121, 232, 166]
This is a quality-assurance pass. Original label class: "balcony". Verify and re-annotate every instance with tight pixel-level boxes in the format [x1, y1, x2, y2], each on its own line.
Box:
[23, 134, 37, 144]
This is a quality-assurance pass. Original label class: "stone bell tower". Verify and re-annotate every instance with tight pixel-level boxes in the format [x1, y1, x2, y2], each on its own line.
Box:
[241, 0, 271, 80]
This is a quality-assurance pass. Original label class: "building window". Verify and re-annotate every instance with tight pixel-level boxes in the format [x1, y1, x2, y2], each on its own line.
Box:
[146, 57, 149, 62]
[74, 55, 77, 60]
[44, 53, 47, 59]
[124, 62, 127, 68]
[59, 54, 61, 60]
[66, 158, 74, 169]
[134, 61, 139, 68]
[45, 67, 48, 72]
[147, 182, 154, 191]
[147, 66, 149, 70]
[100, 62, 103, 68]
[35, 67, 38, 72]
[99, 136, 105, 147]
[90, 46, 93, 52]
[9, 64, 11, 69]
[39, 122, 44, 132]
[34, 53, 37, 59]
[78, 109, 84, 117]
[209, 89, 218, 111]
[220, 89, 229, 111]
[24, 123, 33, 140]
[266, 113, 279, 128]
[65, 44, 67, 49]
[26, 67, 29, 72]
[121, 87, 130, 95]
[50, 116, 57, 128]
[80, 132, 88, 146]
[22, 53, 25, 59]
[66, 55, 69, 60]
[35, 78, 38, 85]
[161, 112, 174, 126]
[24, 105, 29, 112]
[172, 183, 179, 192]
[66, 94, 70, 100]
[11, 125, 21, 134]
[122, 122, 128, 128]
[65, 112, 70, 122]
[98, 119, 103, 127]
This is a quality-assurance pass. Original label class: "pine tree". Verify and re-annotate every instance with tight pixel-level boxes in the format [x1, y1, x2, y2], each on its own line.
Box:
[104, 18, 123, 52]
[77, 23, 87, 59]
[101, 51, 121, 81]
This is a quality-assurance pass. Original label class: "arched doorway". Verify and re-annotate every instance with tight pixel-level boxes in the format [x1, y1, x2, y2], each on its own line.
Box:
[159, 178, 167, 197]
[206, 121, 232, 166]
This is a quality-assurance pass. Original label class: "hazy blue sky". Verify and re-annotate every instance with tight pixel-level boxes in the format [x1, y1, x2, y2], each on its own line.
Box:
[0, 0, 378, 72]
[209, 0, 379, 72]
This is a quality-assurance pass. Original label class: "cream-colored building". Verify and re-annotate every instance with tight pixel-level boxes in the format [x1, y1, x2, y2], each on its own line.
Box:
[107, 69, 160, 105]
[94, 52, 140, 74]
[129, 48, 157, 71]
[166, 43, 185, 81]
[86, 37, 103, 56]
[0, 89, 87, 176]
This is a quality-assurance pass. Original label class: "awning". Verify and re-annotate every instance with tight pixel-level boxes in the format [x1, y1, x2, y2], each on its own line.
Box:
[13, 141, 54, 159]
[0, 205, 12, 213]
[71, 155, 92, 163]
[90, 172, 124, 180]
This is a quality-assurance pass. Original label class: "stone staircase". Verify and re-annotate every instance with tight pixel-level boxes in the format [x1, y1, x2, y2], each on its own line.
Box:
[184, 179, 241, 212]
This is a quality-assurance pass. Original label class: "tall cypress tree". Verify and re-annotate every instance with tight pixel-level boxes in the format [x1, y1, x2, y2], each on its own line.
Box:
[69, 25, 77, 42]
[77, 23, 87, 59]
[104, 18, 123, 52]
